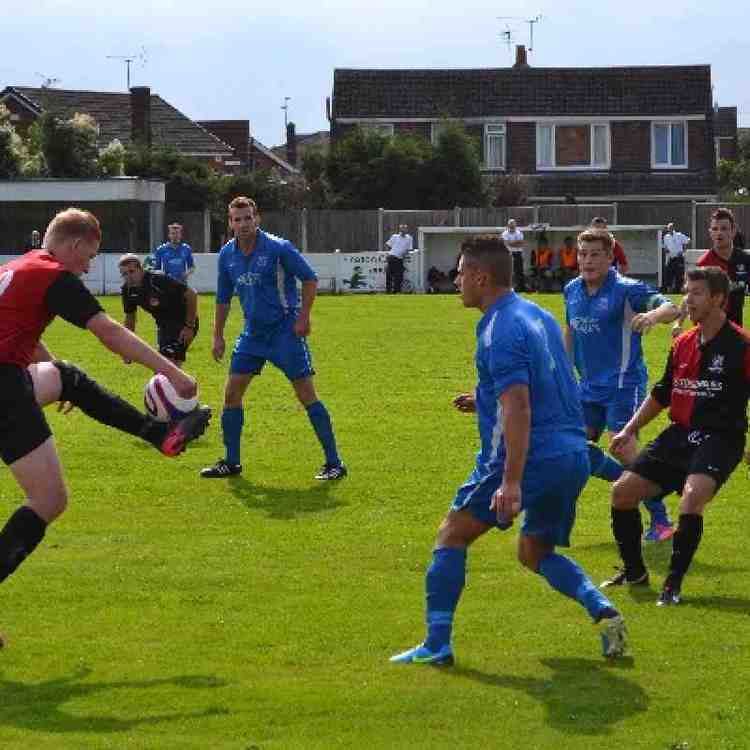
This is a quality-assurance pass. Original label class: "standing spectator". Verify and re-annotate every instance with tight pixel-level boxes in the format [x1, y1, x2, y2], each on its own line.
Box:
[673, 207, 750, 331]
[24, 230, 41, 254]
[591, 217, 628, 274]
[153, 223, 195, 283]
[501, 218, 526, 292]
[384, 224, 413, 294]
[734, 225, 746, 250]
[661, 222, 690, 293]
[558, 236, 578, 286]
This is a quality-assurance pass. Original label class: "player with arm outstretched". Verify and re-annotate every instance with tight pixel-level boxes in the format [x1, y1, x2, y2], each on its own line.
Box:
[0, 209, 211, 617]
[563, 228, 679, 542]
[201, 196, 345, 481]
[390, 235, 627, 666]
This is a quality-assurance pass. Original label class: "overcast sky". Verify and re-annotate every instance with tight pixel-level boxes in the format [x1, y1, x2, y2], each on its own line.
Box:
[2, 0, 748, 147]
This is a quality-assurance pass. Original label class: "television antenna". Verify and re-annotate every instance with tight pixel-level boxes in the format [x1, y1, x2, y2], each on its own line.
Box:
[35, 72, 61, 89]
[497, 14, 543, 52]
[281, 96, 291, 131]
[499, 25, 515, 60]
[107, 47, 147, 90]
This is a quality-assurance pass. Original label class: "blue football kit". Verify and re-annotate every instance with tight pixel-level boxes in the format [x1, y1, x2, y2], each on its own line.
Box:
[564, 268, 668, 433]
[217, 230, 318, 380]
[452, 292, 588, 545]
[154, 242, 194, 282]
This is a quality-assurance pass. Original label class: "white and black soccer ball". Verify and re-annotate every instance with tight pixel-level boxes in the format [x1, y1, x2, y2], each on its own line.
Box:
[144, 373, 198, 422]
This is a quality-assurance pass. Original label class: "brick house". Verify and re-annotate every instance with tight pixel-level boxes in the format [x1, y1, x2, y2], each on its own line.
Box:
[0, 85, 234, 168]
[330, 47, 734, 201]
[715, 106, 739, 162]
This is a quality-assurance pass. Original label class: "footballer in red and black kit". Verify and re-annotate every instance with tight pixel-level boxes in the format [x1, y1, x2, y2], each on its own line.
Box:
[696, 245, 750, 327]
[605, 266, 749, 607]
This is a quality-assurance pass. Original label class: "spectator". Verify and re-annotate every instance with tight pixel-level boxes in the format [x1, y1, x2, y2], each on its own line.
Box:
[558, 236, 578, 286]
[734, 225, 746, 250]
[384, 224, 413, 294]
[24, 230, 41, 253]
[661, 222, 690, 293]
[501, 218, 526, 292]
[591, 217, 628, 274]
[530, 232, 555, 292]
[153, 223, 195, 283]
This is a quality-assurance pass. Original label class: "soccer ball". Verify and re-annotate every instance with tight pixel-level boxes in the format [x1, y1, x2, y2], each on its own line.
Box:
[144, 373, 198, 422]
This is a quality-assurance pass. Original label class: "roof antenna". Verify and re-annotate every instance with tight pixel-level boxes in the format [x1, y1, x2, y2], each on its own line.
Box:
[107, 47, 147, 90]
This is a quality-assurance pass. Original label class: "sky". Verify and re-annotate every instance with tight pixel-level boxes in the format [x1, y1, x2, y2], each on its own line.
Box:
[2, 0, 748, 148]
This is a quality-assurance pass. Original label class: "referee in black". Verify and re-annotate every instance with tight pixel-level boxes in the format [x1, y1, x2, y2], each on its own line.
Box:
[119, 253, 199, 364]
[602, 267, 750, 606]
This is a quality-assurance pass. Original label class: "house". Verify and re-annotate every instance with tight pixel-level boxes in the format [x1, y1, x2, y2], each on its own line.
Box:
[198, 119, 299, 177]
[271, 129, 330, 163]
[715, 106, 738, 162]
[0, 85, 234, 168]
[330, 46, 732, 201]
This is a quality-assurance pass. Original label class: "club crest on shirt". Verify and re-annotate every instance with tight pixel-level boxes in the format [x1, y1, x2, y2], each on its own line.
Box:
[594, 298, 609, 312]
[254, 256, 269, 269]
[708, 354, 725, 374]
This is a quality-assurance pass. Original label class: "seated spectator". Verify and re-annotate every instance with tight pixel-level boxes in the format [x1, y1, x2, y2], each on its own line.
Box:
[530, 232, 555, 292]
[558, 235, 578, 286]
[24, 229, 41, 253]
[428, 266, 457, 293]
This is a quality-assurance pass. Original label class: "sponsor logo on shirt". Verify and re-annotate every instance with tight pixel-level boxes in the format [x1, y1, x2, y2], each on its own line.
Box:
[673, 377, 723, 398]
[236, 272, 261, 287]
[708, 355, 725, 374]
[570, 316, 601, 334]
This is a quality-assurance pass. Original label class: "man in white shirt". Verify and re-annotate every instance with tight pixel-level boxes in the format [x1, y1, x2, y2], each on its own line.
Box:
[662, 222, 690, 293]
[501, 219, 526, 292]
[385, 224, 413, 293]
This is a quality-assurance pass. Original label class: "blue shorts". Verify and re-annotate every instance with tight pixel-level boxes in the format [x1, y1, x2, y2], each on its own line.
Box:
[450, 450, 589, 547]
[582, 383, 646, 439]
[230, 323, 315, 381]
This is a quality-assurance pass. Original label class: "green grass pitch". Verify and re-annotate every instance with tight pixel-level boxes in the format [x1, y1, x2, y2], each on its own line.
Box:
[0, 293, 748, 749]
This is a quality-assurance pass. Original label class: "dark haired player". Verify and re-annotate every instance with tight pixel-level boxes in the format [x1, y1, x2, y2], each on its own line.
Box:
[0, 208, 210, 627]
[604, 267, 750, 605]
[119, 253, 199, 364]
[391, 235, 627, 665]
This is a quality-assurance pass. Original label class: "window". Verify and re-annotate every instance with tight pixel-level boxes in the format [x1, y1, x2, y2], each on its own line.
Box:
[652, 122, 687, 168]
[360, 123, 394, 137]
[484, 123, 506, 170]
[536, 122, 610, 169]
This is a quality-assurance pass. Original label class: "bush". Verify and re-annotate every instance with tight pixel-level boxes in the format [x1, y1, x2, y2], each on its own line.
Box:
[98, 139, 125, 177]
[489, 172, 531, 207]
[39, 111, 98, 177]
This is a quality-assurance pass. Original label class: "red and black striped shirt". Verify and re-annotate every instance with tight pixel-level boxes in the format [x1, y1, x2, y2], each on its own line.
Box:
[652, 321, 750, 435]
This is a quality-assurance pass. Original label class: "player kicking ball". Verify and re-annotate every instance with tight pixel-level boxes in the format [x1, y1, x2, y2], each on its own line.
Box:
[0, 209, 211, 630]
[390, 236, 627, 666]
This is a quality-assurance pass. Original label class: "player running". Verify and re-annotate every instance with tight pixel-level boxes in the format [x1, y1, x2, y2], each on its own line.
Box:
[604, 267, 750, 605]
[564, 228, 679, 542]
[201, 196, 345, 481]
[0, 209, 210, 612]
[390, 235, 627, 666]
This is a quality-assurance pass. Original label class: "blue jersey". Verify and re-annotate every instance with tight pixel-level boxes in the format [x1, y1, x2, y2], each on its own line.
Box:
[216, 230, 317, 336]
[564, 269, 668, 401]
[153, 242, 194, 281]
[473, 292, 586, 477]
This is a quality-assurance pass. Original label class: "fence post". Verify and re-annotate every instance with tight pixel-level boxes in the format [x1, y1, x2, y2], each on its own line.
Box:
[300, 207, 308, 252]
[378, 207, 384, 252]
[691, 202, 697, 248]
[454, 206, 461, 226]
[533, 204, 540, 225]
[612, 202, 618, 226]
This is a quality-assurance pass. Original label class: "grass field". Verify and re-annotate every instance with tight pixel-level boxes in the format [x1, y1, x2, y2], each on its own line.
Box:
[0, 292, 748, 750]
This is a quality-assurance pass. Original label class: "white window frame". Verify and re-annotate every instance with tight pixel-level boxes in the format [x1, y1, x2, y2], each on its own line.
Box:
[535, 122, 611, 171]
[360, 122, 394, 137]
[483, 123, 506, 171]
[651, 120, 688, 169]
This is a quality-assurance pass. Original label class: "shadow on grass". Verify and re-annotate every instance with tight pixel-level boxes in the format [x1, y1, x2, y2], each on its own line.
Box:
[450, 658, 647, 736]
[227, 476, 347, 520]
[0, 666, 228, 734]
[683, 595, 750, 615]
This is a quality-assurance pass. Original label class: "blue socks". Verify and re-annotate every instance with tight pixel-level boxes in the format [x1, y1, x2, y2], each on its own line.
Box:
[587, 443, 623, 482]
[538, 553, 615, 622]
[306, 401, 340, 465]
[222, 407, 244, 465]
[644, 496, 671, 526]
[424, 547, 467, 651]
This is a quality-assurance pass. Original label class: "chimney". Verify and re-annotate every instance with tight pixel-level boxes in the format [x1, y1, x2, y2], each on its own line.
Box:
[130, 86, 152, 147]
[286, 121, 297, 167]
[513, 45, 529, 69]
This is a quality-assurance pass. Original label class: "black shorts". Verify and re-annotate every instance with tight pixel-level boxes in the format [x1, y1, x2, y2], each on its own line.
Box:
[157, 317, 199, 363]
[631, 423, 745, 494]
[0, 364, 52, 465]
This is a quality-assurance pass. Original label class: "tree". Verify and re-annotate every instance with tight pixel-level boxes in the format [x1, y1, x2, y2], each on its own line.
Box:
[39, 111, 98, 177]
[423, 122, 485, 208]
[98, 139, 125, 177]
[0, 104, 22, 178]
